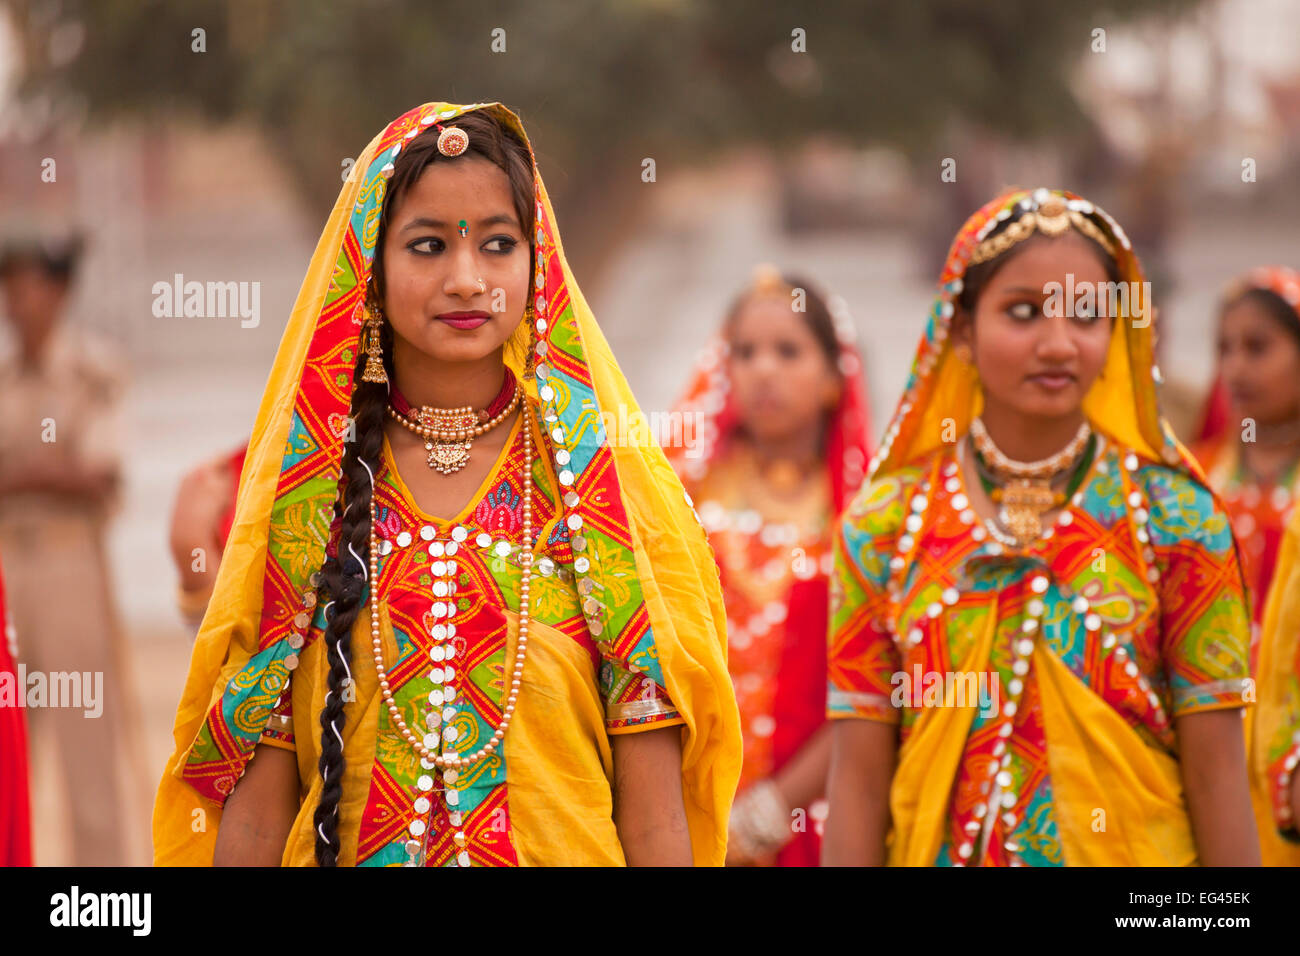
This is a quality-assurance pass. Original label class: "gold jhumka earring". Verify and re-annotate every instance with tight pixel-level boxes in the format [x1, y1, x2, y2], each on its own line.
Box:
[361, 299, 388, 385]
[522, 302, 538, 382]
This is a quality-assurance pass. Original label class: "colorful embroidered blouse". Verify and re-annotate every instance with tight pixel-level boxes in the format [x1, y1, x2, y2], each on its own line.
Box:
[1196, 437, 1300, 632]
[828, 437, 1252, 866]
[252, 403, 681, 866]
[691, 446, 832, 791]
[688, 444, 833, 865]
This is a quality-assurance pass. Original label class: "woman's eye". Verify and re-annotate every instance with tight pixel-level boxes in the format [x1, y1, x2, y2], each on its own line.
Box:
[777, 342, 800, 360]
[1007, 302, 1037, 320]
[484, 236, 518, 254]
[732, 343, 755, 360]
[409, 237, 444, 255]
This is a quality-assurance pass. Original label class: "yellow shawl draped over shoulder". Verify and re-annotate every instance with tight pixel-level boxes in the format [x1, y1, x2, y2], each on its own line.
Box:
[869, 188, 1247, 866]
[1250, 505, 1300, 865]
[152, 101, 740, 866]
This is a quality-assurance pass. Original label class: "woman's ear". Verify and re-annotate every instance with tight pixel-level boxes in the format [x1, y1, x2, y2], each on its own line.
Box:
[954, 307, 973, 343]
[824, 375, 843, 410]
[951, 308, 974, 363]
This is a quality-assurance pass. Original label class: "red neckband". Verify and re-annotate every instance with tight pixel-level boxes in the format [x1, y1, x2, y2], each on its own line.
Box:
[389, 368, 517, 419]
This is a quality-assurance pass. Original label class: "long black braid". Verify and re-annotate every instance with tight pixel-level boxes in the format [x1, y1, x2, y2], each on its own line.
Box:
[307, 108, 536, 865]
[312, 320, 391, 866]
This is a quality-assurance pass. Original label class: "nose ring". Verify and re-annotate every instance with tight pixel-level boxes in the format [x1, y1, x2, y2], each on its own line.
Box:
[477, 278, 486, 294]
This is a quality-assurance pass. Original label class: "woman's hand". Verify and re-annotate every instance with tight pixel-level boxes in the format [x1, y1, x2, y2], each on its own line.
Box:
[726, 779, 791, 865]
[169, 457, 233, 592]
[724, 825, 755, 866]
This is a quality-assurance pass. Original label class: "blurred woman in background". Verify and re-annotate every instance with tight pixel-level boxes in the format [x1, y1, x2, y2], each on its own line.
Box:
[1193, 268, 1300, 629]
[1193, 266, 1300, 865]
[670, 266, 871, 865]
[1249, 481, 1300, 866]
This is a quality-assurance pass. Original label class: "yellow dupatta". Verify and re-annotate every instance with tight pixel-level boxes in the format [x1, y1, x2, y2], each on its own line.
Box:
[1198, 265, 1300, 865]
[877, 188, 1243, 866]
[1250, 503, 1300, 865]
[152, 102, 740, 866]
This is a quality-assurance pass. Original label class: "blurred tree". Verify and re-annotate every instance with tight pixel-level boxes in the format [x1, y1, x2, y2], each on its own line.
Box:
[4, 0, 1201, 279]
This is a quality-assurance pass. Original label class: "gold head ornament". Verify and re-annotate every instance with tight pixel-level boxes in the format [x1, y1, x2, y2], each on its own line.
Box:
[436, 125, 469, 157]
[969, 188, 1117, 267]
[750, 262, 787, 296]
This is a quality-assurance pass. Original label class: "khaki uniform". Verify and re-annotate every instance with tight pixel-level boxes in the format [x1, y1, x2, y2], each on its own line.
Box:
[0, 321, 130, 865]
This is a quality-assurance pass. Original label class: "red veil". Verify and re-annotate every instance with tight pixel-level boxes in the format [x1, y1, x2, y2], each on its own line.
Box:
[0, 553, 32, 865]
[668, 280, 872, 865]
[217, 443, 249, 551]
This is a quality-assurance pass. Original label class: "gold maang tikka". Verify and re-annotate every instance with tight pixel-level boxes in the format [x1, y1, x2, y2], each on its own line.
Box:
[436, 124, 469, 158]
[751, 262, 786, 296]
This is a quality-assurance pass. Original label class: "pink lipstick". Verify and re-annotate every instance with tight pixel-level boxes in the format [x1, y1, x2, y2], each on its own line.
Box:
[436, 310, 490, 330]
[1027, 371, 1075, 391]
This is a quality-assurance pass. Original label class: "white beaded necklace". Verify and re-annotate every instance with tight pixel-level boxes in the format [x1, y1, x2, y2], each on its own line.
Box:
[369, 402, 534, 768]
[898, 446, 1169, 865]
[366, 401, 535, 866]
[969, 416, 1092, 479]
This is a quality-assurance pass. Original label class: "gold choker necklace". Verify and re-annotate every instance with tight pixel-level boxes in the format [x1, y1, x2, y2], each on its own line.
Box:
[969, 417, 1092, 547]
[387, 383, 521, 475]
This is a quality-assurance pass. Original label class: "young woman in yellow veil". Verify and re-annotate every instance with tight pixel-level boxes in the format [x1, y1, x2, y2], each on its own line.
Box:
[152, 101, 740, 867]
[823, 188, 1258, 866]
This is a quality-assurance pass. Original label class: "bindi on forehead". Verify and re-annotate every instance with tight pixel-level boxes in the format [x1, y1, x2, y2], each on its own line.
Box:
[398, 214, 518, 234]
[733, 297, 803, 328]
